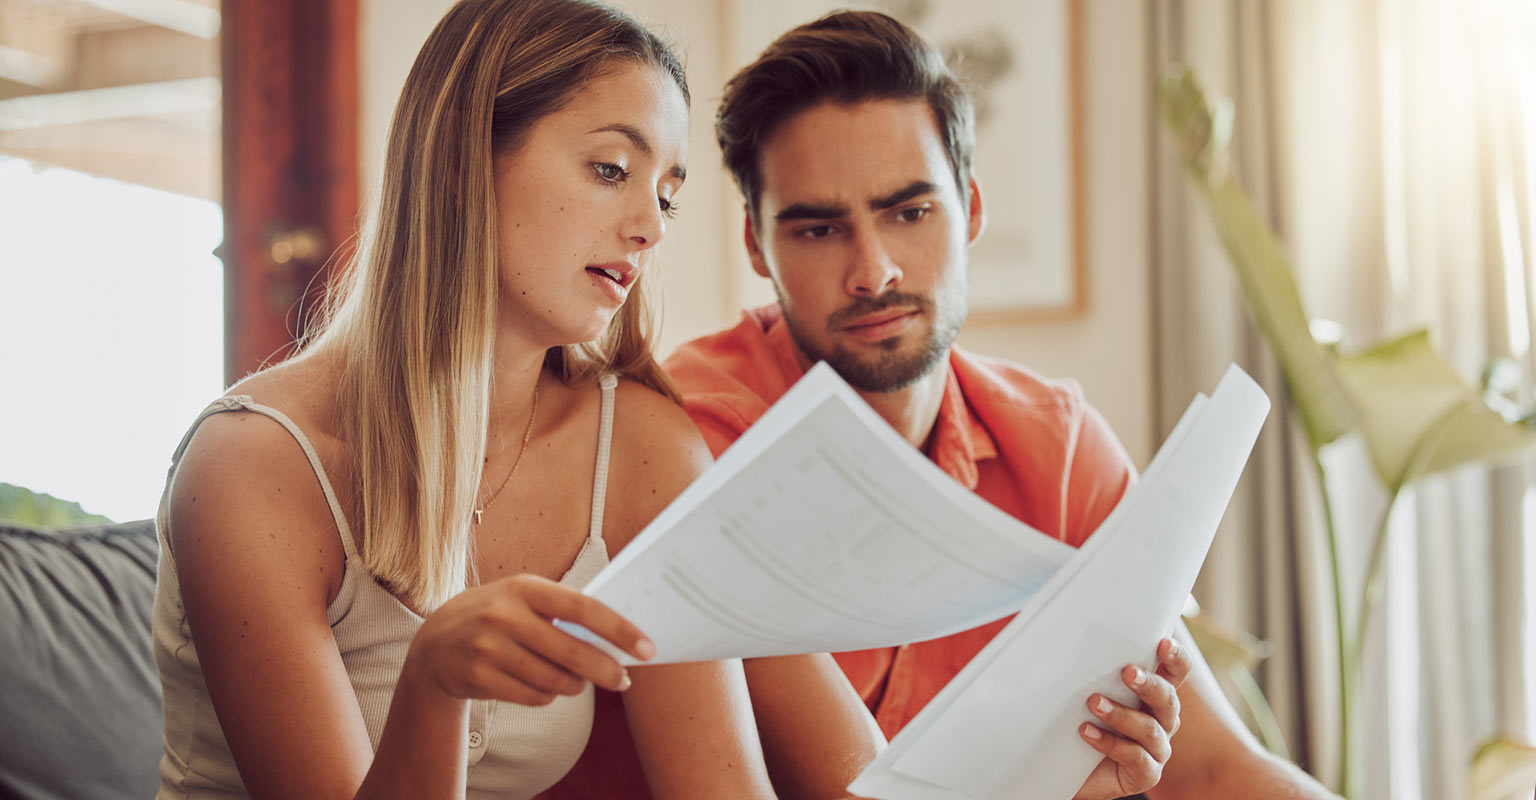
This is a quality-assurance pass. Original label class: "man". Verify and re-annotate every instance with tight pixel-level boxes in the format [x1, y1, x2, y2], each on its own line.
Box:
[547, 10, 1340, 800]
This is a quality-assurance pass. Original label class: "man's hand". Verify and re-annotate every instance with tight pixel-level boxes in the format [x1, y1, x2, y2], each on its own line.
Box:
[1072, 637, 1194, 800]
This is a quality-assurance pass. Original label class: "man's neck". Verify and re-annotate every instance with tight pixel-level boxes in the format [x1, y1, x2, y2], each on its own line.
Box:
[856, 366, 947, 450]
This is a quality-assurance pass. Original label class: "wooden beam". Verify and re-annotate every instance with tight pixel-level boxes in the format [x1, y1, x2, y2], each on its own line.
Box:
[68, 0, 220, 39]
[0, 77, 215, 130]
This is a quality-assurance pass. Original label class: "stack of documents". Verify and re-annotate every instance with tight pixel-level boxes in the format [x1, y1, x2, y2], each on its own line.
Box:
[850, 364, 1269, 799]
[561, 362, 1270, 799]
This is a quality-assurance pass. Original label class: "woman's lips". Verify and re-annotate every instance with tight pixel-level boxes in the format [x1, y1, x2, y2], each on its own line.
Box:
[586, 267, 630, 303]
[586, 261, 636, 288]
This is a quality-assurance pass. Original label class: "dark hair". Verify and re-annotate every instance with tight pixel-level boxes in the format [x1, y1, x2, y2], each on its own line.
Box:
[715, 10, 973, 224]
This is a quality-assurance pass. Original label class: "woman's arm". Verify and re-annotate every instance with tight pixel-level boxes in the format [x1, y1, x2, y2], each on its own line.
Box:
[746, 654, 886, 799]
[171, 412, 649, 800]
[604, 382, 780, 798]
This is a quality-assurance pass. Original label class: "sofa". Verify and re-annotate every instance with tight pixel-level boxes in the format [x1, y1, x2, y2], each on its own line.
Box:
[0, 518, 162, 799]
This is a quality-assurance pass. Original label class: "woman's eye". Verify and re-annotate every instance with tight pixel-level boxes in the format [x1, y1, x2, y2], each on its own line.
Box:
[659, 197, 679, 219]
[593, 163, 630, 183]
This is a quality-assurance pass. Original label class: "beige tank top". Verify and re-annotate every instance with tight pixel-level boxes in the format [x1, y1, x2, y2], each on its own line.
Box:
[153, 375, 619, 799]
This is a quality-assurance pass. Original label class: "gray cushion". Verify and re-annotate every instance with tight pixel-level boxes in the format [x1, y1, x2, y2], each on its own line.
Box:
[0, 520, 161, 800]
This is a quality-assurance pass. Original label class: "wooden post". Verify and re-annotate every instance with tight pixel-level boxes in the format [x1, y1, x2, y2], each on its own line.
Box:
[221, 0, 359, 383]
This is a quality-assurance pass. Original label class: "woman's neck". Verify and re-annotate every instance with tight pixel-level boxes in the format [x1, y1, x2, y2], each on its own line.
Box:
[487, 337, 547, 444]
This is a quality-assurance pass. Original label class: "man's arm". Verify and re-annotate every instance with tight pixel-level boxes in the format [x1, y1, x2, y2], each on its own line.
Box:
[1149, 627, 1341, 800]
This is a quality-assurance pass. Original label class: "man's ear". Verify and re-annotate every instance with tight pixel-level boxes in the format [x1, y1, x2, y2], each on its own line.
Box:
[743, 211, 772, 278]
[966, 176, 987, 245]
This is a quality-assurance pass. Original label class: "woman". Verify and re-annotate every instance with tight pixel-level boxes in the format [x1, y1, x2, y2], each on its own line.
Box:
[152, 1, 780, 796]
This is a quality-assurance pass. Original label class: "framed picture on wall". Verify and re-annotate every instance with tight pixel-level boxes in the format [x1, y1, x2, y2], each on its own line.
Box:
[727, 0, 1086, 320]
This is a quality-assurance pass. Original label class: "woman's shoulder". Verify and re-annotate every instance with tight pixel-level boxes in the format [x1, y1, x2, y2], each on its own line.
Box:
[168, 353, 350, 573]
[609, 376, 710, 465]
[223, 349, 346, 438]
[601, 376, 712, 551]
[178, 355, 343, 495]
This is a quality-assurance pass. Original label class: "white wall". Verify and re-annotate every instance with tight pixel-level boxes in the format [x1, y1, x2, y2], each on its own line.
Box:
[358, 0, 1156, 464]
[954, 1, 1153, 463]
[358, 0, 457, 201]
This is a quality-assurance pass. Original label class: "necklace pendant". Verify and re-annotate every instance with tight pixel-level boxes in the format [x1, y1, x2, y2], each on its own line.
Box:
[473, 509, 483, 525]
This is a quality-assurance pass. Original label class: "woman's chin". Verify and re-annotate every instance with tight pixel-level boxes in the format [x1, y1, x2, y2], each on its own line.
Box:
[550, 312, 618, 349]
[504, 303, 621, 352]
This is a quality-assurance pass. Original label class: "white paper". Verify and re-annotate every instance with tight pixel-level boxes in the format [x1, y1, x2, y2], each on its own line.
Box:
[850, 364, 1270, 800]
[558, 362, 1077, 665]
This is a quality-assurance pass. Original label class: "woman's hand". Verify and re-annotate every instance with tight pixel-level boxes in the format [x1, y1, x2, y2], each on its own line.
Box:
[1071, 637, 1193, 800]
[405, 574, 655, 706]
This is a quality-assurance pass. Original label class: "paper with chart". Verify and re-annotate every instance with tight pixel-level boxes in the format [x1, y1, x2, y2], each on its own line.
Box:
[557, 361, 1078, 665]
[848, 364, 1270, 800]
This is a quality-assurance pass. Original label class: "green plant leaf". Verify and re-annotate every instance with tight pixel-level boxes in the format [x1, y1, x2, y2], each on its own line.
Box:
[1157, 65, 1234, 185]
[0, 482, 113, 528]
[1158, 68, 1355, 451]
[1183, 609, 1271, 671]
[1333, 331, 1536, 491]
[1471, 736, 1536, 800]
[1161, 63, 1536, 799]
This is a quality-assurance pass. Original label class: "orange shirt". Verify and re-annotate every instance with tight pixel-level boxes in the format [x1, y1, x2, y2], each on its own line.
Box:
[540, 305, 1135, 800]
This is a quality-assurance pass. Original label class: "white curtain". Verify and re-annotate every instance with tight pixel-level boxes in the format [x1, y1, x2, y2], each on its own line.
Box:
[1150, 1, 1536, 798]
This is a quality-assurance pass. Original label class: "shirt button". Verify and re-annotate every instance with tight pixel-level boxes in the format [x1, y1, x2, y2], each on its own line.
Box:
[467, 730, 484, 749]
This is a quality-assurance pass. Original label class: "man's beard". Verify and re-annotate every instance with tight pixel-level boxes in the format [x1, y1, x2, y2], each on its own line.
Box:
[777, 287, 966, 393]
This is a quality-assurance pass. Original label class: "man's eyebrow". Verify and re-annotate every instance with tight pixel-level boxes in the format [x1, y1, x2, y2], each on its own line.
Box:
[870, 180, 939, 211]
[774, 201, 850, 222]
[773, 180, 939, 223]
[587, 123, 687, 181]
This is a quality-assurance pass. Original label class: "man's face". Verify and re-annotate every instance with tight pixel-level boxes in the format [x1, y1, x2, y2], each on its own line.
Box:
[746, 99, 984, 393]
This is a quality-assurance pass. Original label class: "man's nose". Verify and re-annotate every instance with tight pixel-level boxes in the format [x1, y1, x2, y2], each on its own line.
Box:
[844, 229, 902, 296]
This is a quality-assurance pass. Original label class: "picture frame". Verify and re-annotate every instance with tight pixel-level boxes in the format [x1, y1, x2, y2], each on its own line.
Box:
[725, 0, 1086, 320]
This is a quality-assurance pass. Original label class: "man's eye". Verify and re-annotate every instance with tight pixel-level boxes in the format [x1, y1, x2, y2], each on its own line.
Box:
[799, 224, 834, 240]
[593, 163, 630, 183]
[897, 206, 929, 223]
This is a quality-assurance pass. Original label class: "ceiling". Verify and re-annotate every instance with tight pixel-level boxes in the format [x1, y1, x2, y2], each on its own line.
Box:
[0, 0, 220, 200]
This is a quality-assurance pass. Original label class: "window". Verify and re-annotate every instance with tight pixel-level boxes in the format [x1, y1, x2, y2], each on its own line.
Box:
[0, 0, 222, 522]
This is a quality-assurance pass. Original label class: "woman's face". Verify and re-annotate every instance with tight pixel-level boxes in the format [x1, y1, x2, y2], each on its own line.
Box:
[491, 62, 689, 351]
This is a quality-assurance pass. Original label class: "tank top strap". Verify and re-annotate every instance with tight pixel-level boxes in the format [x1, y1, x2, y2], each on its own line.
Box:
[175, 394, 359, 562]
[587, 374, 618, 544]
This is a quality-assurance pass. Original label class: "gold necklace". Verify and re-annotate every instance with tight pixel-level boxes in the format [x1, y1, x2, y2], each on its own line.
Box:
[474, 379, 539, 525]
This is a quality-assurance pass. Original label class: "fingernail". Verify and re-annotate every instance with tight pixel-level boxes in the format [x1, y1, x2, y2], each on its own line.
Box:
[635, 638, 657, 660]
[617, 671, 631, 691]
[1095, 696, 1112, 714]
[1131, 668, 1147, 688]
[1082, 724, 1102, 740]
[1167, 640, 1180, 658]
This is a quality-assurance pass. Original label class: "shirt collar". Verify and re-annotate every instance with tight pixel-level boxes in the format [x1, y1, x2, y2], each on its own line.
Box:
[926, 361, 998, 489]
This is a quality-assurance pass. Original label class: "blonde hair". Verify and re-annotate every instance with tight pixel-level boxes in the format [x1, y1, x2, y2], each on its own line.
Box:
[308, 0, 687, 612]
